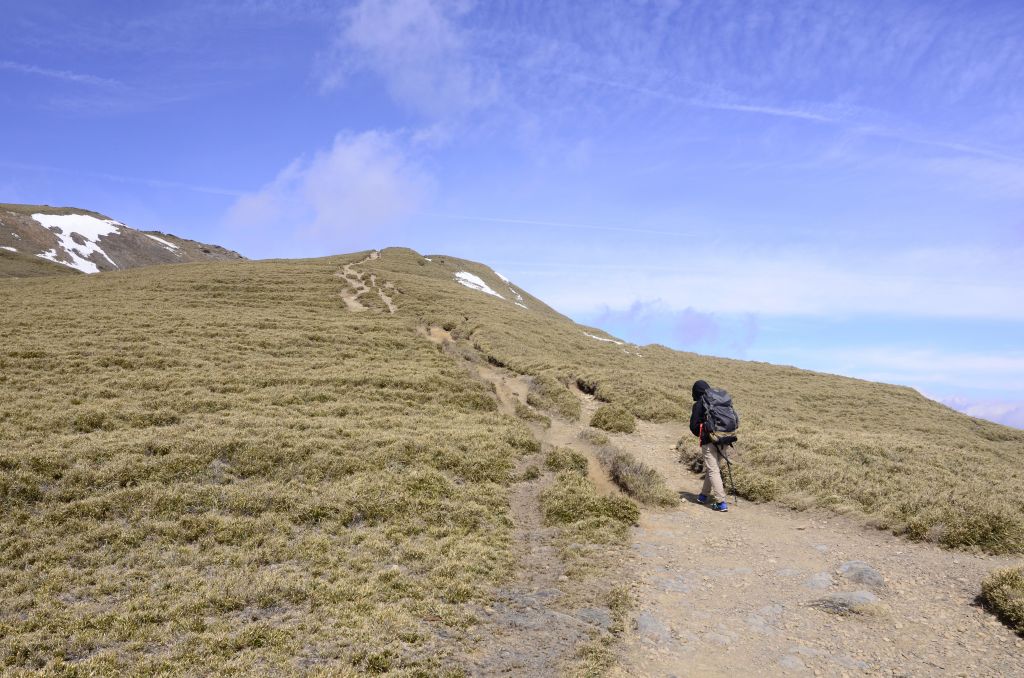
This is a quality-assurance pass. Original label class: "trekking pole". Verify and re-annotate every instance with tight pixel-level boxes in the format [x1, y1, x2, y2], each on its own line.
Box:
[724, 453, 738, 505]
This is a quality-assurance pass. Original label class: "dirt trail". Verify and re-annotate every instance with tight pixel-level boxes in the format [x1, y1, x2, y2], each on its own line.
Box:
[337, 251, 397, 314]
[418, 325, 1023, 674]
[369, 274, 397, 314]
[606, 417, 1024, 676]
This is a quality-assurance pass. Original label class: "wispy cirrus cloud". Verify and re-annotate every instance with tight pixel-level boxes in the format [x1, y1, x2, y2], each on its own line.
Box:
[0, 60, 121, 87]
[319, 0, 498, 117]
[0, 160, 242, 197]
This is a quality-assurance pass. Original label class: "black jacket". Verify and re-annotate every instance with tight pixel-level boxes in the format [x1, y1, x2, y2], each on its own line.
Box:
[689, 380, 711, 444]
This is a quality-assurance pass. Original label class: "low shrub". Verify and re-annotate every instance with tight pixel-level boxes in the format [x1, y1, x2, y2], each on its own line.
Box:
[589, 404, 635, 433]
[981, 567, 1024, 635]
[595, 446, 677, 507]
[578, 429, 609, 446]
[72, 410, 113, 433]
[526, 373, 581, 420]
[514, 401, 551, 428]
[545, 447, 588, 475]
[541, 472, 639, 534]
[519, 465, 540, 481]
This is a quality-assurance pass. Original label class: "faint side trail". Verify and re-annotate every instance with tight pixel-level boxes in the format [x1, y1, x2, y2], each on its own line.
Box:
[336, 251, 397, 314]
[419, 327, 625, 675]
[603, 418, 1024, 676]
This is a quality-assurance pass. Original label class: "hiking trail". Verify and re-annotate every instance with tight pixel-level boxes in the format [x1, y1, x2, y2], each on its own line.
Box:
[419, 325, 1023, 675]
[337, 251, 396, 314]
[420, 326, 627, 674]
[606, 416, 1024, 676]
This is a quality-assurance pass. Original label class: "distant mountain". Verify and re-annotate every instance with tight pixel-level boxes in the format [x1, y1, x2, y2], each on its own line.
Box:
[0, 203, 244, 277]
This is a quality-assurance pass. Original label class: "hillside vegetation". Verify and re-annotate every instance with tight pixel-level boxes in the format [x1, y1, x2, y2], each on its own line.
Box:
[2, 246, 1023, 673]
[0, 248, 81, 278]
[0, 255, 536, 673]
[369, 249, 1024, 555]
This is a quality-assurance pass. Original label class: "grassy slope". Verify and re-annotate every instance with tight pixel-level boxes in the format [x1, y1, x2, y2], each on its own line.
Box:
[0, 255, 537, 674]
[367, 249, 1024, 554]
[0, 249, 82, 278]
[3, 247, 1023, 673]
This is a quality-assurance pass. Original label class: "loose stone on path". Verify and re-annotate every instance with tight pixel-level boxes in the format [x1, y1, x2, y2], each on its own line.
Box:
[837, 560, 885, 588]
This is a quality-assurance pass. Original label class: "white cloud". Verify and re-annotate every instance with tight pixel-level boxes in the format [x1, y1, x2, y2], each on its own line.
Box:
[938, 396, 1024, 430]
[320, 0, 497, 116]
[226, 130, 432, 239]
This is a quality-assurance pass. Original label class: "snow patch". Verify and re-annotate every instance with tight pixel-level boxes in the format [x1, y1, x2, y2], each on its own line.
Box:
[583, 331, 625, 346]
[455, 271, 505, 299]
[145, 233, 180, 252]
[31, 213, 122, 273]
[494, 271, 528, 307]
[423, 257, 432, 262]
[515, 302, 528, 309]
[37, 249, 62, 264]
[1, 246, 15, 252]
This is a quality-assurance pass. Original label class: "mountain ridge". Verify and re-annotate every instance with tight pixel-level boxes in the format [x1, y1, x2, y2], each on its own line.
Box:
[0, 203, 244, 277]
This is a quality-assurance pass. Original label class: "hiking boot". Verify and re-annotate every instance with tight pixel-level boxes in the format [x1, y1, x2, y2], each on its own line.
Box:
[696, 493, 708, 505]
[711, 501, 728, 512]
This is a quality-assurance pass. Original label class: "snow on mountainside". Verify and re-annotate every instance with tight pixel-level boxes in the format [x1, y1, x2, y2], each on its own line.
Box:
[0, 203, 244, 276]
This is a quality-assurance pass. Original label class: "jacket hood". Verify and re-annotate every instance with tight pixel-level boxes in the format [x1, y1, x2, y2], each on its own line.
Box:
[692, 380, 710, 401]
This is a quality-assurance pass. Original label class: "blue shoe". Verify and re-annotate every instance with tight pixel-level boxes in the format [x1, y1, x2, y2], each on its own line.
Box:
[712, 501, 728, 512]
[696, 493, 708, 505]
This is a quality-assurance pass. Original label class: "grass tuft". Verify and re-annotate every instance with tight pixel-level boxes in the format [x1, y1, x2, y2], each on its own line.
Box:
[594, 445, 678, 507]
[980, 567, 1024, 635]
[589, 405, 636, 433]
[541, 472, 640, 541]
[526, 373, 582, 420]
[545, 447, 588, 475]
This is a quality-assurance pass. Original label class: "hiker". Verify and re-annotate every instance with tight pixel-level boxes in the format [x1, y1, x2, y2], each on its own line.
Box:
[690, 380, 730, 512]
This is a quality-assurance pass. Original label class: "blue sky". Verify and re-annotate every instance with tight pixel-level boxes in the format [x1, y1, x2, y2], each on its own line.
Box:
[2, 0, 1022, 427]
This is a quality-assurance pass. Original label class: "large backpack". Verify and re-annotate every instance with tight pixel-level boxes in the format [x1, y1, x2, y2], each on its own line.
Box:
[701, 387, 739, 435]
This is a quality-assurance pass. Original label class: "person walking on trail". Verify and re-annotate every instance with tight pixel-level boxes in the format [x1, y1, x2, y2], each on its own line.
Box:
[690, 380, 729, 512]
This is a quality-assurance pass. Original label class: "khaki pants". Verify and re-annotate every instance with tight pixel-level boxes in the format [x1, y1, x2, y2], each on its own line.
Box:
[700, 443, 728, 503]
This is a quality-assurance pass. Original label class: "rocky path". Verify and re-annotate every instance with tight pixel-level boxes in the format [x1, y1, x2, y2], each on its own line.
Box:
[337, 251, 396, 314]
[608, 418, 1024, 676]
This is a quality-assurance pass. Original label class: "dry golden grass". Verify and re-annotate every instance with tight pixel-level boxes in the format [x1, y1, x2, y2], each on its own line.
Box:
[981, 567, 1024, 635]
[0, 249, 81, 278]
[540, 471, 639, 545]
[592, 444, 678, 508]
[4, 244, 1024, 673]
[589, 404, 636, 433]
[0, 253, 537, 674]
